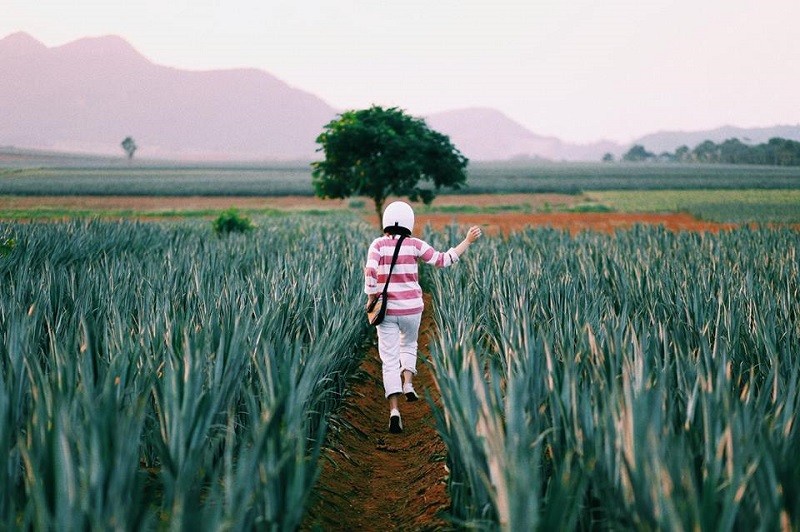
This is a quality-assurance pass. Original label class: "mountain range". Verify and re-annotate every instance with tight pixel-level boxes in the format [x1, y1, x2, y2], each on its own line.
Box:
[2, 32, 798, 161]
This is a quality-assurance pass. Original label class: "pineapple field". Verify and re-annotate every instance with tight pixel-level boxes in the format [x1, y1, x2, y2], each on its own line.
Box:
[1, 214, 798, 530]
[425, 224, 799, 529]
[0, 218, 371, 529]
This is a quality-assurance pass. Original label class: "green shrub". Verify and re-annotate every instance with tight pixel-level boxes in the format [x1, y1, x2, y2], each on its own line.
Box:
[565, 202, 614, 213]
[348, 199, 366, 209]
[212, 208, 254, 235]
[0, 237, 15, 256]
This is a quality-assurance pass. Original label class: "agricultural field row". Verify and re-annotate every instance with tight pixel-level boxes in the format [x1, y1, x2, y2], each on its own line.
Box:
[465, 161, 800, 194]
[0, 166, 315, 196]
[589, 189, 800, 223]
[1, 161, 799, 197]
[423, 224, 800, 529]
[0, 218, 371, 529]
[2, 188, 800, 225]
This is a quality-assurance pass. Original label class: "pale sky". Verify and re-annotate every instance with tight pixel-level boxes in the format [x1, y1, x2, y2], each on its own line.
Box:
[2, 0, 799, 144]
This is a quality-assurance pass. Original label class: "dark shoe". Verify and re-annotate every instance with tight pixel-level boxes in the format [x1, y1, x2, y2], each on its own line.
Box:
[389, 412, 403, 434]
[403, 382, 419, 402]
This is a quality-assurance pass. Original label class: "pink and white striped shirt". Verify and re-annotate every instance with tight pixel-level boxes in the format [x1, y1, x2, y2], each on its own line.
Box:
[364, 235, 460, 315]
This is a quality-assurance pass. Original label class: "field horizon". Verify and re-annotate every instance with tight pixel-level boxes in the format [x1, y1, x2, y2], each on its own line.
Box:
[2, 147, 800, 224]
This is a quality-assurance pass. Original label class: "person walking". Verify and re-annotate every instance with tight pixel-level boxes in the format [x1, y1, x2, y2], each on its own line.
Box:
[364, 201, 482, 433]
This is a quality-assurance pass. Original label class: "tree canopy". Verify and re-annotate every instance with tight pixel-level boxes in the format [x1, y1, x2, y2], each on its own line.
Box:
[311, 106, 468, 215]
[622, 144, 655, 162]
[121, 136, 137, 159]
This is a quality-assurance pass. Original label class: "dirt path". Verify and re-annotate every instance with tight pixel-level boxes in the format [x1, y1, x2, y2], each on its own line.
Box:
[303, 296, 450, 531]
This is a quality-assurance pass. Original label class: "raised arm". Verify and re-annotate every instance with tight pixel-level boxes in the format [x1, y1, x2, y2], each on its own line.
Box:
[419, 225, 483, 268]
[452, 225, 482, 258]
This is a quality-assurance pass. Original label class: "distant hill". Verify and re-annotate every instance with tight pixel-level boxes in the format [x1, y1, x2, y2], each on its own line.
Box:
[0, 32, 338, 160]
[2, 31, 797, 162]
[633, 125, 800, 154]
[0, 32, 624, 162]
[425, 108, 621, 162]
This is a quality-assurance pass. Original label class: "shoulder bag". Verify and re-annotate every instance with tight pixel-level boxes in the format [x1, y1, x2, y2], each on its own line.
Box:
[366, 235, 406, 326]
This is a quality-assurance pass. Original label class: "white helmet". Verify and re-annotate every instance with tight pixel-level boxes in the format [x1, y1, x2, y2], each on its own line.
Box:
[382, 201, 414, 235]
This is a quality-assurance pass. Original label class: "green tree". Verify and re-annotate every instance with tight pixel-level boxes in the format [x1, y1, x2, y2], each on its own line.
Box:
[311, 106, 468, 215]
[674, 145, 691, 162]
[719, 138, 749, 164]
[601, 152, 615, 162]
[692, 140, 719, 162]
[765, 137, 800, 166]
[121, 136, 137, 159]
[622, 144, 655, 162]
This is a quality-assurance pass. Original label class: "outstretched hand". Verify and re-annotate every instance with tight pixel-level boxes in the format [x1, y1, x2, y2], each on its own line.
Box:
[465, 225, 483, 243]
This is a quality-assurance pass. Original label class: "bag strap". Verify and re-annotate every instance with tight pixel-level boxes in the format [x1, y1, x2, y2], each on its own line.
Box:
[380, 235, 406, 300]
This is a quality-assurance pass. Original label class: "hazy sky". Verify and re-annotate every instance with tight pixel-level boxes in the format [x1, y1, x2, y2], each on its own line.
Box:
[3, 0, 799, 143]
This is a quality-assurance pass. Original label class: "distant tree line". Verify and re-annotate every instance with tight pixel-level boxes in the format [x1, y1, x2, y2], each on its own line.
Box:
[604, 137, 800, 166]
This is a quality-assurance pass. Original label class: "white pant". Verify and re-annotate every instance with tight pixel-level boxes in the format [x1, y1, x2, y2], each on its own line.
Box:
[376, 313, 422, 398]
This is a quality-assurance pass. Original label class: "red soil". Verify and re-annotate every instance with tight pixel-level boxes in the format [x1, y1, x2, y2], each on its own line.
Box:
[365, 211, 736, 235]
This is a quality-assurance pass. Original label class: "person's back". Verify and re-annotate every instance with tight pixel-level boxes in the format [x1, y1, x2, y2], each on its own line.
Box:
[365, 234, 460, 316]
[364, 201, 483, 433]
